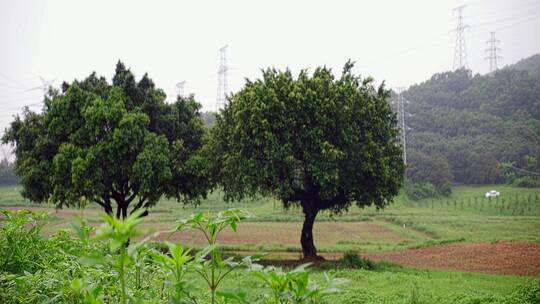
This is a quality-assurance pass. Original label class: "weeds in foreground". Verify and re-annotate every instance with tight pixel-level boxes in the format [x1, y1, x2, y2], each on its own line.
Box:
[1, 208, 346, 303]
[1, 209, 539, 304]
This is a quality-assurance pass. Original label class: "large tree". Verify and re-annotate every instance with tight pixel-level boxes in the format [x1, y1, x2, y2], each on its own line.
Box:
[2, 62, 209, 218]
[208, 62, 404, 260]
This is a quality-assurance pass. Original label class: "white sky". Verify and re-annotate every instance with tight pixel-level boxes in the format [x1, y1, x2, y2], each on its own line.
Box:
[1, 0, 540, 153]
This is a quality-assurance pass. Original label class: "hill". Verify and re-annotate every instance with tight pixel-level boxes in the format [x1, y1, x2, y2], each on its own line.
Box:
[511, 53, 540, 80]
[401, 54, 540, 188]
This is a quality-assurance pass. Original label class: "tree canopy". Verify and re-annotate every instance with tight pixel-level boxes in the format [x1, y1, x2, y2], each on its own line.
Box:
[2, 62, 209, 218]
[208, 62, 404, 259]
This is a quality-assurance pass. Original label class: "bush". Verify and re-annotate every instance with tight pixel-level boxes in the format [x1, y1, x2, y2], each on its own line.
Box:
[503, 279, 540, 304]
[437, 182, 453, 196]
[338, 252, 377, 270]
[405, 183, 439, 200]
[405, 182, 452, 200]
[513, 176, 540, 188]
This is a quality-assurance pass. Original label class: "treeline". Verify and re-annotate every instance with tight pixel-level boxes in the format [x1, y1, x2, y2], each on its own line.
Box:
[401, 54, 540, 190]
[0, 158, 18, 185]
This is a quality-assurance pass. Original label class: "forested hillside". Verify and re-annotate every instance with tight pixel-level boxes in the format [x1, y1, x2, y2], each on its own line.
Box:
[402, 54, 540, 189]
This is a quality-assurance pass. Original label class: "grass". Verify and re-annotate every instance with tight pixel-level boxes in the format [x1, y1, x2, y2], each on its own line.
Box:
[1, 184, 539, 303]
[2, 184, 538, 253]
[198, 263, 532, 303]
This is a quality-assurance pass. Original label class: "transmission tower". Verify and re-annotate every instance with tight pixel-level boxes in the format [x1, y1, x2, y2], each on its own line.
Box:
[453, 5, 469, 70]
[176, 81, 186, 97]
[27, 76, 56, 96]
[395, 87, 408, 166]
[216, 45, 229, 111]
[485, 32, 501, 73]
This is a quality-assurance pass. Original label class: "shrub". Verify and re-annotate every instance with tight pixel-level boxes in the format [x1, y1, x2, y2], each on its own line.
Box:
[513, 176, 540, 188]
[405, 182, 452, 200]
[405, 183, 439, 200]
[503, 279, 540, 304]
[338, 252, 376, 270]
[0, 210, 50, 273]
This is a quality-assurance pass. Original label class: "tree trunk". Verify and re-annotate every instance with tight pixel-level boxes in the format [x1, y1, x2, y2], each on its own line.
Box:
[300, 203, 324, 261]
[116, 205, 122, 219]
[121, 205, 128, 219]
[115, 200, 128, 219]
[103, 204, 113, 215]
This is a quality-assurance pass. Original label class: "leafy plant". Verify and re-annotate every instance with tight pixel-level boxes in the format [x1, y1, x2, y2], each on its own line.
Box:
[338, 252, 376, 270]
[252, 263, 347, 304]
[175, 208, 253, 304]
[151, 242, 199, 303]
[0, 209, 48, 273]
[90, 208, 146, 304]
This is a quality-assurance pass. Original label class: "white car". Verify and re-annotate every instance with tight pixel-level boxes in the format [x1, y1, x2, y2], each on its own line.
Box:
[485, 190, 500, 198]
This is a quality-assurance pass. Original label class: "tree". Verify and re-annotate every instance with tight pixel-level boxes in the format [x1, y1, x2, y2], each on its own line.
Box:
[403, 55, 540, 186]
[406, 150, 453, 187]
[208, 62, 404, 260]
[2, 62, 209, 218]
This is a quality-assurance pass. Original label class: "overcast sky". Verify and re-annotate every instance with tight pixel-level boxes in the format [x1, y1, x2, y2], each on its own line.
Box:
[1, 0, 540, 151]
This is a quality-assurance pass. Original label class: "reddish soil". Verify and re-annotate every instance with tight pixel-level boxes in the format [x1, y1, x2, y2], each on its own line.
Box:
[365, 240, 540, 276]
[1, 206, 100, 217]
[250, 241, 540, 276]
[239, 241, 540, 276]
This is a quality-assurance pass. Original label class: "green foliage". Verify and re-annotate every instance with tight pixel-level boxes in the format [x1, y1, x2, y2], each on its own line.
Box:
[209, 61, 404, 257]
[512, 53, 540, 80]
[0, 207, 537, 303]
[150, 242, 198, 303]
[0, 158, 18, 185]
[337, 252, 376, 270]
[405, 182, 450, 201]
[175, 209, 254, 304]
[403, 58, 540, 185]
[0, 210, 91, 303]
[512, 176, 540, 188]
[252, 264, 347, 304]
[406, 151, 452, 188]
[0, 210, 58, 273]
[1, 62, 210, 217]
[90, 208, 146, 304]
[502, 279, 540, 304]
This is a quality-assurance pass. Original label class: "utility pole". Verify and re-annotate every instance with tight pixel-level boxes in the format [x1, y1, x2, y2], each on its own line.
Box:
[453, 5, 469, 70]
[216, 45, 229, 112]
[485, 32, 501, 73]
[176, 81, 186, 97]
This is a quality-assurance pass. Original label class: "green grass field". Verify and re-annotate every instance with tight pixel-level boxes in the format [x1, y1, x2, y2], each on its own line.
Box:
[1, 184, 539, 303]
[2, 184, 539, 253]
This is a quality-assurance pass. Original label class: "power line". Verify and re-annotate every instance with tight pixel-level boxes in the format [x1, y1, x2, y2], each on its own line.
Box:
[471, 10, 540, 30]
[26, 76, 55, 96]
[453, 5, 469, 70]
[485, 31, 501, 73]
[495, 13, 540, 32]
